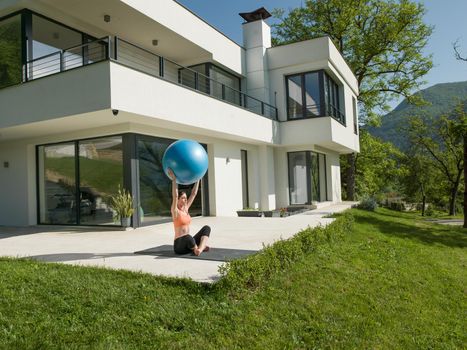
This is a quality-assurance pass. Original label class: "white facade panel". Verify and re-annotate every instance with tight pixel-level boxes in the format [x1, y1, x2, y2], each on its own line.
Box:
[0, 142, 35, 226]
[0, 62, 111, 129]
[109, 62, 278, 144]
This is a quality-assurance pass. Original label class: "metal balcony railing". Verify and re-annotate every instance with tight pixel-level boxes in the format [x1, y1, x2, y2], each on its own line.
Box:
[21, 36, 278, 121]
[289, 103, 346, 125]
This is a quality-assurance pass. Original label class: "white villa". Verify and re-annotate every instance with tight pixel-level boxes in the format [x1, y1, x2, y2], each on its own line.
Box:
[0, 1, 359, 228]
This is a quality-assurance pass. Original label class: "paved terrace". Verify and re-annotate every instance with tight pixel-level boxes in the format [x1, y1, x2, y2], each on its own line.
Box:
[0, 203, 353, 283]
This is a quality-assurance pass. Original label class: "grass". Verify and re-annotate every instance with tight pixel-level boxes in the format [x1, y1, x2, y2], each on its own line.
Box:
[0, 208, 465, 349]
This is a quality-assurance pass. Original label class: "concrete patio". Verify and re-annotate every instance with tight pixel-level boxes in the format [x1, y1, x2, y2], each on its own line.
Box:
[0, 203, 353, 283]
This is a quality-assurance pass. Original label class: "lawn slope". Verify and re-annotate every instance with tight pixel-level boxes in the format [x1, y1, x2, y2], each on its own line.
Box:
[0, 208, 465, 349]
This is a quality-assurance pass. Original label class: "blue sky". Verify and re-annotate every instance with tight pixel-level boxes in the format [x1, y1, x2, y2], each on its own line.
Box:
[178, 0, 467, 93]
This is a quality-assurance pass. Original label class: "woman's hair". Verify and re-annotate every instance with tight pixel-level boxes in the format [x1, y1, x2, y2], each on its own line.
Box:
[179, 191, 187, 198]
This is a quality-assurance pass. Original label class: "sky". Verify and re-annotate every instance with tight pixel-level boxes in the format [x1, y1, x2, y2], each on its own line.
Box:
[177, 0, 467, 98]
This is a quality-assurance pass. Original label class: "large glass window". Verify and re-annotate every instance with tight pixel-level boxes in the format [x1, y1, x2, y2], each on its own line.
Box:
[38, 143, 78, 224]
[287, 75, 304, 119]
[210, 65, 241, 105]
[305, 72, 321, 117]
[179, 63, 241, 106]
[288, 152, 308, 205]
[28, 14, 83, 79]
[310, 152, 320, 202]
[137, 136, 204, 226]
[78, 137, 123, 225]
[0, 14, 22, 89]
[286, 70, 344, 123]
[288, 151, 327, 205]
[38, 137, 123, 226]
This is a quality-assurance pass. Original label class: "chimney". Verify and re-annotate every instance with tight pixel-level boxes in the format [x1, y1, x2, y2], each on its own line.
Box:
[240, 7, 272, 105]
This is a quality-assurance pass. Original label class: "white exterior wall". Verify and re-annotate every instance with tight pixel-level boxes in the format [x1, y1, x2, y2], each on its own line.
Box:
[327, 151, 342, 202]
[243, 20, 271, 104]
[0, 142, 36, 226]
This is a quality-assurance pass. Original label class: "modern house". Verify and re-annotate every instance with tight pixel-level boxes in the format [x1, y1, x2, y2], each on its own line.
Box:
[0, 0, 359, 228]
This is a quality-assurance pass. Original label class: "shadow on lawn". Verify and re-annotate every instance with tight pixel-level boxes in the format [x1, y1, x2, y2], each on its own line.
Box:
[356, 212, 467, 249]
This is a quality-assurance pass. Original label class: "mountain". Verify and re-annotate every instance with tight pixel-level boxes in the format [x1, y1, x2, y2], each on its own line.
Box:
[367, 81, 467, 150]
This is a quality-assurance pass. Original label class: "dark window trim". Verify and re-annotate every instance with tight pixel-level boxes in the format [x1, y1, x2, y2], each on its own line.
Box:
[0, 9, 24, 22]
[241, 149, 249, 208]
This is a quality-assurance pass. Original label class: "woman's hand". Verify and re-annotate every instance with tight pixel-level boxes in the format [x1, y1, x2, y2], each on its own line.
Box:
[167, 168, 176, 181]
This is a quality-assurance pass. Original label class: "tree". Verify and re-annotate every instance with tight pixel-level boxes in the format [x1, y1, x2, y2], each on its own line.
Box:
[272, 0, 433, 199]
[407, 107, 465, 216]
[447, 102, 467, 227]
[401, 149, 440, 216]
[341, 130, 404, 198]
[453, 43, 467, 227]
[453, 40, 467, 62]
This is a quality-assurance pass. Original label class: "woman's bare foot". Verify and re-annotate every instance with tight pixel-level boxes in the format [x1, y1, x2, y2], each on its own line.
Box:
[193, 247, 202, 256]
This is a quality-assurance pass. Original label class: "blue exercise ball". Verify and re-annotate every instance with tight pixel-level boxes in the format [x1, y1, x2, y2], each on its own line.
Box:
[162, 139, 208, 185]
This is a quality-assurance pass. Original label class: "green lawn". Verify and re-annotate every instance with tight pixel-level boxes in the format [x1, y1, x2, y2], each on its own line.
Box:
[0, 208, 465, 349]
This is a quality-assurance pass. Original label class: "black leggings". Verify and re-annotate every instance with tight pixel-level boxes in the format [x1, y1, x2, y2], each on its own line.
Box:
[173, 225, 211, 255]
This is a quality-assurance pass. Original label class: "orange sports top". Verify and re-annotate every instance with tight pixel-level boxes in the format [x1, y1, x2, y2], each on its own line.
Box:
[173, 210, 191, 228]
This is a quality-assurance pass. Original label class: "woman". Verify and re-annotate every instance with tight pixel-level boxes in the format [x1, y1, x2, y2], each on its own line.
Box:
[168, 169, 211, 256]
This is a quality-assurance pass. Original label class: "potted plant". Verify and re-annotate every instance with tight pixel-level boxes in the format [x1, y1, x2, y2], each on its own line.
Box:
[110, 185, 135, 227]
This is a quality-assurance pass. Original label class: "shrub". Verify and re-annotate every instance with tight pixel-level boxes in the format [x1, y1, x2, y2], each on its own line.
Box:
[217, 211, 354, 293]
[357, 197, 378, 211]
[389, 201, 405, 212]
[425, 205, 434, 216]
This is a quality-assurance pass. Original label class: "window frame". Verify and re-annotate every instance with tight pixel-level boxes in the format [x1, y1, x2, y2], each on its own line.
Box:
[285, 69, 346, 125]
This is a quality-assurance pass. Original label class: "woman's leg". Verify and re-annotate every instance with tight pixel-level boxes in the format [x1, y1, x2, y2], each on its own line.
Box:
[193, 225, 211, 255]
[174, 235, 196, 254]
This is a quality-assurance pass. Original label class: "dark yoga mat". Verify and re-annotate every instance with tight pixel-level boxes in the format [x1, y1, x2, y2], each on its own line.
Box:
[134, 245, 257, 262]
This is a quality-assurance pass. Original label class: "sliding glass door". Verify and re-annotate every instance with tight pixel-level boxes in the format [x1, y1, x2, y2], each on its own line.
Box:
[38, 136, 123, 225]
[288, 151, 327, 205]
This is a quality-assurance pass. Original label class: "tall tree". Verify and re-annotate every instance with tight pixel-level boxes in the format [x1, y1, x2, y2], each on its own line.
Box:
[401, 149, 439, 216]
[447, 102, 467, 226]
[453, 43, 467, 227]
[407, 110, 464, 216]
[273, 0, 433, 199]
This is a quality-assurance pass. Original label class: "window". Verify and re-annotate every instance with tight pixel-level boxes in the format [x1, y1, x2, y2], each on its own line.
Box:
[352, 97, 358, 134]
[38, 137, 123, 226]
[179, 63, 241, 105]
[288, 151, 327, 205]
[137, 135, 207, 226]
[0, 14, 22, 89]
[286, 70, 345, 124]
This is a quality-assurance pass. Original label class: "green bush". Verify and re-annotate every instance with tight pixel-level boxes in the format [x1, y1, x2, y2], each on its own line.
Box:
[389, 201, 405, 211]
[425, 205, 434, 216]
[217, 211, 354, 293]
[357, 197, 378, 211]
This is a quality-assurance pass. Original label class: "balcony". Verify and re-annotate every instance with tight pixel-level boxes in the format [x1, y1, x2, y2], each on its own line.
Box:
[20, 36, 278, 120]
